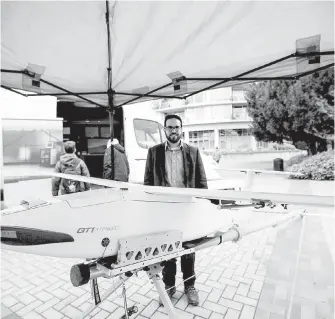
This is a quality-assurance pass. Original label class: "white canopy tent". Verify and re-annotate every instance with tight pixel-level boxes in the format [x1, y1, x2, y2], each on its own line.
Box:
[1, 1, 334, 109]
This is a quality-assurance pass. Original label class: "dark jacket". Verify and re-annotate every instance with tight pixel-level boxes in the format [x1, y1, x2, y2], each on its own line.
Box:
[144, 142, 208, 189]
[103, 143, 130, 182]
[52, 153, 91, 196]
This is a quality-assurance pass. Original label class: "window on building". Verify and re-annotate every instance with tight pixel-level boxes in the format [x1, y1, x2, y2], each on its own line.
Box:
[189, 130, 214, 149]
[232, 90, 245, 101]
[219, 129, 252, 150]
[232, 105, 248, 120]
[134, 119, 165, 149]
[257, 141, 268, 148]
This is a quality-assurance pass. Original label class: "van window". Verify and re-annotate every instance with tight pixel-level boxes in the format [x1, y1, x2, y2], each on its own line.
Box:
[134, 119, 165, 149]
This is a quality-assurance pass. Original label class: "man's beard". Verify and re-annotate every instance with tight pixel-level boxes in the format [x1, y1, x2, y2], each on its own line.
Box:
[166, 133, 181, 144]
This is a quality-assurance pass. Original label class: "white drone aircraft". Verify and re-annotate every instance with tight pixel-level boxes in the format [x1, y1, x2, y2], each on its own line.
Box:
[1, 172, 333, 318]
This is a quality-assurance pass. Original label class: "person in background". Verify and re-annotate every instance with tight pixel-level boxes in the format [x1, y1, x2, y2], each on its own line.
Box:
[103, 138, 130, 182]
[144, 114, 207, 306]
[52, 141, 91, 196]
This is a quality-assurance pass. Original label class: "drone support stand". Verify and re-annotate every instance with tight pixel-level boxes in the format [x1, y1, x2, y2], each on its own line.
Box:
[146, 264, 179, 319]
[79, 275, 129, 319]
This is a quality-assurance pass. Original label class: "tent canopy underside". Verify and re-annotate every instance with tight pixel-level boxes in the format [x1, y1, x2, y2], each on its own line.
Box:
[1, 1, 334, 108]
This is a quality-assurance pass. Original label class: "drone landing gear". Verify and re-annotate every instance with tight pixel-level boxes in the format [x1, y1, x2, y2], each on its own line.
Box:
[80, 231, 187, 319]
[145, 264, 179, 319]
[80, 275, 131, 319]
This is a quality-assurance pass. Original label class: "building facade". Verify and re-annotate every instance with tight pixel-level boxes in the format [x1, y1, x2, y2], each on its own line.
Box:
[153, 86, 263, 151]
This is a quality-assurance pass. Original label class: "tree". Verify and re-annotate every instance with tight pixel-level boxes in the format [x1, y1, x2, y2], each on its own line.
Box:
[245, 68, 334, 154]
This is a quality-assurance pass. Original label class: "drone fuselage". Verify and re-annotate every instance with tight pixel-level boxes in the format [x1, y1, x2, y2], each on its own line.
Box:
[1, 188, 239, 259]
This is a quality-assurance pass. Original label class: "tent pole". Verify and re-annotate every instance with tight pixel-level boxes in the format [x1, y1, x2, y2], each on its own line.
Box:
[108, 90, 114, 140]
[105, 0, 114, 140]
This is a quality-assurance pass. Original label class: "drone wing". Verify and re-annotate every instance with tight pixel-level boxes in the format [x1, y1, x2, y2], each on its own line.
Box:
[30, 172, 334, 208]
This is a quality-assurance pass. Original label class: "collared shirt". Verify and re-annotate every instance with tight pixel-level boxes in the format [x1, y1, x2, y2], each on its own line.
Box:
[165, 141, 185, 188]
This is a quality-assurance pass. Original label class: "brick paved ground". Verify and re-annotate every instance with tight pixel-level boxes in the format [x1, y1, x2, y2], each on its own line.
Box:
[2, 205, 333, 319]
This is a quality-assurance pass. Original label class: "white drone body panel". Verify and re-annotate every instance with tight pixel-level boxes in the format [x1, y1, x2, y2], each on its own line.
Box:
[1, 188, 240, 259]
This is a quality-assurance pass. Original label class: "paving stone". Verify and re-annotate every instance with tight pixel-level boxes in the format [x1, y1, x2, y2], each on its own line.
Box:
[150, 311, 169, 319]
[195, 283, 213, 293]
[10, 302, 25, 313]
[203, 301, 227, 316]
[209, 312, 222, 319]
[185, 304, 211, 318]
[205, 280, 227, 291]
[137, 283, 153, 295]
[248, 291, 260, 300]
[2, 313, 22, 319]
[91, 310, 110, 319]
[251, 280, 263, 293]
[9, 278, 30, 289]
[222, 286, 237, 300]
[207, 288, 222, 303]
[42, 308, 65, 319]
[34, 290, 54, 302]
[60, 305, 83, 318]
[1, 281, 14, 291]
[140, 300, 160, 318]
[99, 300, 118, 313]
[244, 273, 265, 282]
[53, 295, 77, 311]
[71, 294, 91, 308]
[218, 278, 239, 288]
[198, 290, 209, 307]
[209, 270, 222, 282]
[22, 311, 45, 319]
[17, 293, 36, 305]
[1, 296, 19, 308]
[197, 273, 210, 284]
[129, 293, 151, 306]
[236, 284, 250, 297]
[175, 295, 188, 311]
[239, 305, 256, 319]
[34, 297, 60, 313]
[67, 286, 87, 298]
[233, 295, 257, 307]
[221, 269, 235, 279]
[218, 297, 243, 311]
[224, 308, 241, 319]
[16, 300, 43, 317]
[231, 275, 253, 285]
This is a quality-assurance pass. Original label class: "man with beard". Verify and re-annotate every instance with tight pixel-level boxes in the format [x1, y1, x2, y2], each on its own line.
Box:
[144, 114, 207, 306]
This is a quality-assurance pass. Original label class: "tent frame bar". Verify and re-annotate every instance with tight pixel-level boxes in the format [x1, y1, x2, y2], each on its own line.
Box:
[184, 51, 334, 99]
[0, 68, 106, 108]
[1, 51, 334, 107]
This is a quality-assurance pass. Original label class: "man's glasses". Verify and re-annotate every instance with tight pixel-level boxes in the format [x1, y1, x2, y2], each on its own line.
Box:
[165, 126, 181, 132]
